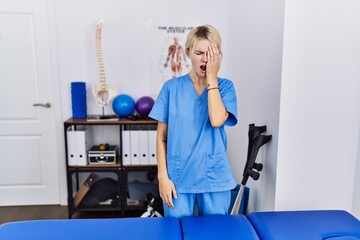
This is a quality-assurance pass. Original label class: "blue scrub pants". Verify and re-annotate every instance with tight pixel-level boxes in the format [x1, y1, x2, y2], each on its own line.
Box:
[163, 191, 231, 218]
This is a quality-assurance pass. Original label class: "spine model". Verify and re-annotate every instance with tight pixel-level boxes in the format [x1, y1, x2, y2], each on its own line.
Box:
[93, 19, 117, 107]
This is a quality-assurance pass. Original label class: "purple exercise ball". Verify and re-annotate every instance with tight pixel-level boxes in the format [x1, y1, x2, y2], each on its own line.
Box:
[135, 96, 155, 116]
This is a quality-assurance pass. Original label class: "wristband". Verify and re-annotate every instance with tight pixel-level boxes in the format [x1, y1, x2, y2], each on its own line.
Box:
[207, 87, 219, 92]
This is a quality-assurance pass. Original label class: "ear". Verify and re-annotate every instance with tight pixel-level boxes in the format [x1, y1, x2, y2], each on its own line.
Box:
[185, 48, 190, 58]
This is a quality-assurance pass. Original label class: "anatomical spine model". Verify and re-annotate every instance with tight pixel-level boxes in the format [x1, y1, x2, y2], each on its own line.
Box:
[93, 19, 117, 107]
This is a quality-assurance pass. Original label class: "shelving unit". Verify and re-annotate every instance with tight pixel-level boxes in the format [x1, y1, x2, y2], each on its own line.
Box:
[64, 117, 162, 218]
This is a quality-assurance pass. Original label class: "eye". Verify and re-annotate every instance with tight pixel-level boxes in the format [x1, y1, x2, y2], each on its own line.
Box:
[195, 51, 204, 56]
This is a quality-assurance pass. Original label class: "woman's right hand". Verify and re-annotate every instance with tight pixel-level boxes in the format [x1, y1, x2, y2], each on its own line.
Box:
[158, 177, 177, 208]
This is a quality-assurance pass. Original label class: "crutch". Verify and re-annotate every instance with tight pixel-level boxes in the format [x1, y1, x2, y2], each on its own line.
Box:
[230, 124, 272, 215]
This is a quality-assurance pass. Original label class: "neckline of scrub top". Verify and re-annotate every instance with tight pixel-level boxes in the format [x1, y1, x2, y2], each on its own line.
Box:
[186, 74, 207, 101]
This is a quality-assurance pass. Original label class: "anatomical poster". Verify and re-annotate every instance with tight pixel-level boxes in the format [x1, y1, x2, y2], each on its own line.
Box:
[150, 26, 193, 96]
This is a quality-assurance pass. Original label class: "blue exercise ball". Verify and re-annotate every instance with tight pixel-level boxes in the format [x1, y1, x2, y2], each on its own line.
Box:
[112, 94, 135, 117]
[136, 96, 154, 116]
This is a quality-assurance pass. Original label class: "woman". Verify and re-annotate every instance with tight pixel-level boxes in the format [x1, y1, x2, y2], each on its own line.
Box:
[149, 24, 238, 218]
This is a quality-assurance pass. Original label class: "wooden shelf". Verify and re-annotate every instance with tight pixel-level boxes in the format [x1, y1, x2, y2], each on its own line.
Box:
[64, 117, 160, 218]
[65, 117, 157, 125]
[68, 163, 121, 168]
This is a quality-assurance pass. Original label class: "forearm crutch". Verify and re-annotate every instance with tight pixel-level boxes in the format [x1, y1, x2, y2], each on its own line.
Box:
[231, 124, 272, 215]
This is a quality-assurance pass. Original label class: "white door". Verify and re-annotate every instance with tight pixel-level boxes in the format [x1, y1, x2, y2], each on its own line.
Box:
[0, 0, 60, 205]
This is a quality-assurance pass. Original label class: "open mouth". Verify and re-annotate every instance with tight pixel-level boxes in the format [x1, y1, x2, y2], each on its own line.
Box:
[200, 65, 206, 72]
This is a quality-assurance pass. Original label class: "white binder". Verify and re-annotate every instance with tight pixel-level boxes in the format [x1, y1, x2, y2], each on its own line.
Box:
[122, 130, 131, 165]
[130, 130, 140, 165]
[148, 130, 157, 165]
[66, 126, 77, 166]
[76, 126, 93, 166]
[139, 130, 149, 165]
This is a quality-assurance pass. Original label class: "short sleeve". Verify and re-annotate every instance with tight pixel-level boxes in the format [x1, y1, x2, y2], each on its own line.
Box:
[148, 83, 169, 123]
[220, 80, 238, 126]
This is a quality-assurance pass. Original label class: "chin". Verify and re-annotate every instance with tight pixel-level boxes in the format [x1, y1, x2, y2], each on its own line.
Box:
[198, 71, 206, 76]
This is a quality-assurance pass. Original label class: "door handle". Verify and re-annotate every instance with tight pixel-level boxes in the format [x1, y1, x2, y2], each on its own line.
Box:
[33, 103, 51, 108]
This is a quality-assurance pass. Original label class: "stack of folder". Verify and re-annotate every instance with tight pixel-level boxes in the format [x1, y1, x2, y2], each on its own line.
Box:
[66, 126, 93, 166]
[122, 126, 157, 166]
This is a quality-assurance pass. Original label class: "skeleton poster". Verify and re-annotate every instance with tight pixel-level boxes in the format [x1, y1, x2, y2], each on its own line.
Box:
[150, 26, 193, 96]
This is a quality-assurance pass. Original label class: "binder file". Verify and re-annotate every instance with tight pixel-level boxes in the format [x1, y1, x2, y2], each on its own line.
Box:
[139, 130, 149, 165]
[130, 130, 140, 165]
[66, 126, 93, 166]
[66, 126, 77, 166]
[122, 130, 131, 165]
[76, 126, 93, 166]
[148, 130, 157, 165]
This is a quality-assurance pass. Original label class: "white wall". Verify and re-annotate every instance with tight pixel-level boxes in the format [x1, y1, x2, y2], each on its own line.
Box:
[54, 0, 231, 118]
[227, 0, 285, 212]
[54, 0, 235, 205]
[52, 0, 360, 216]
[353, 125, 360, 218]
[276, 0, 360, 213]
[53, 0, 286, 211]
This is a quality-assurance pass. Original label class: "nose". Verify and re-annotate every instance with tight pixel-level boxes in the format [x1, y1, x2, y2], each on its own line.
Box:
[202, 52, 208, 62]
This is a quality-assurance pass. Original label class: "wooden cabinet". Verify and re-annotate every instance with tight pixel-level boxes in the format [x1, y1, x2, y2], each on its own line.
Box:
[64, 118, 161, 218]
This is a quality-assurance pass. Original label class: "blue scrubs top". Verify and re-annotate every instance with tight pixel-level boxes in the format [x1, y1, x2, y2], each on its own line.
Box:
[149, 74, 238, 193]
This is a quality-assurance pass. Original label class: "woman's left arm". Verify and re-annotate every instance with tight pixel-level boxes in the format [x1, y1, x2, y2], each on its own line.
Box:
[206, 43, 229, 128]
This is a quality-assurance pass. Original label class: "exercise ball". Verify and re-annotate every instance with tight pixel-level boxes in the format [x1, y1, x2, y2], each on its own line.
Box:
[136, 96, 154, 116]
[112, 94, 135, 117]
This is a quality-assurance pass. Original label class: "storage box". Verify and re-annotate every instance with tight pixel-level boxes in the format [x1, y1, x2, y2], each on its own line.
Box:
[88, 145, 117, 164]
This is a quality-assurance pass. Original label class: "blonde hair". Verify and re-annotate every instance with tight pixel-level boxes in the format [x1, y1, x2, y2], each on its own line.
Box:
[185, 24, 222, 54]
